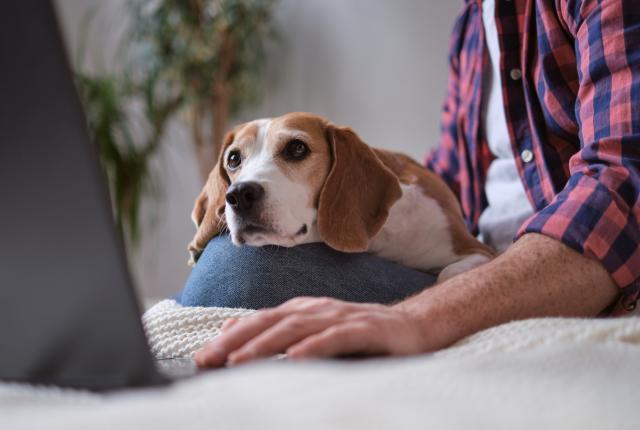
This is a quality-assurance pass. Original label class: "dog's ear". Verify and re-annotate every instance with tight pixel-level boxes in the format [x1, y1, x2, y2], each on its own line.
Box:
[187, 131, 235, 266]
[317, 124, 402, 252]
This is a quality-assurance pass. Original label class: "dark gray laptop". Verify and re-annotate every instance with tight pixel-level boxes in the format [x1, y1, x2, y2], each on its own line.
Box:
[0, 1, 190, 390]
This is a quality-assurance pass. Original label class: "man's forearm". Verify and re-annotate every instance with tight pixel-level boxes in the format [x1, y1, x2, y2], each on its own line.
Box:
[396, 233, 620, 352]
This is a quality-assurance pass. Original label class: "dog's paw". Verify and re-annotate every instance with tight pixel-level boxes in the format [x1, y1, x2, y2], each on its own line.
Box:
[187, 248, 201, 267]
[438, 253, 491, 283]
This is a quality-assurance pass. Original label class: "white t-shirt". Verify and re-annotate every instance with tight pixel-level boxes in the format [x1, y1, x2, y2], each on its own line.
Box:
[477, 0, 534, 253]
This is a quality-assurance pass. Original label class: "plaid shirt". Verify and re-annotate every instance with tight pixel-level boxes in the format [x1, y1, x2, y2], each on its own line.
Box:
[425, 0, 640, 314]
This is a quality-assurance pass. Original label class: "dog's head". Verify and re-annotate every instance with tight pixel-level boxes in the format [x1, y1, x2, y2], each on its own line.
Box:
[188, 112, 402, 265]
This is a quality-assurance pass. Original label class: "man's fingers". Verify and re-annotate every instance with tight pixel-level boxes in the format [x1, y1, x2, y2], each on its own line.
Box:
[280, 296, 343, 312]
[221, 317, 239, 331]
[194, 309, 287, 367]
[286, 322, 385, 359]
[279, 296, 376, 314]
[227, 313, 337, 364]
[194, 299, 396, 367]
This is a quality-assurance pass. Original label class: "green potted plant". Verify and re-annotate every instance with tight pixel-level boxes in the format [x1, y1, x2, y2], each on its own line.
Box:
[76, 0, 279, 245]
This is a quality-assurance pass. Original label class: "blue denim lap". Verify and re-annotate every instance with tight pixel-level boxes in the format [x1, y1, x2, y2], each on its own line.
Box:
[177, 235, 436, 309]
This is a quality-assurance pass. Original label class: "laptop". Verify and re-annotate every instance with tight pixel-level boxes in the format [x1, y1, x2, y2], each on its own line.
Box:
[0, 1, 194, 390]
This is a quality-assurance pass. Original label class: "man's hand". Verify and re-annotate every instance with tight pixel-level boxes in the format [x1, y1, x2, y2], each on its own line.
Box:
[194, 297, 428, 367]
[194, 233, 620, 368]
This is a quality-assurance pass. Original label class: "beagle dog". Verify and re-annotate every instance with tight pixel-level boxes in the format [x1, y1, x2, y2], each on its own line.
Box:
[188, 112, 494, 282]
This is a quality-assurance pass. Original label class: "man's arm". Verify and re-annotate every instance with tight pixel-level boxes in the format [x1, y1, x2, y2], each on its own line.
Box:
[514, 0, 640, 310]
[396, 233, 619, 352]
[194, 233, 618, 367]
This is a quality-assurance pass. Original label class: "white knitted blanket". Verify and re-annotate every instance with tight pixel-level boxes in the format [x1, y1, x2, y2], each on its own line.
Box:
[142, 299, 255, 359]
[141, 299, 640, 359]
[2, 300, 640, 430]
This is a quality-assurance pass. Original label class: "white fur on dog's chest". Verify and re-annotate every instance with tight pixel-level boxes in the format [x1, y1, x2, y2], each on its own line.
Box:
[368, 184, 458, 272]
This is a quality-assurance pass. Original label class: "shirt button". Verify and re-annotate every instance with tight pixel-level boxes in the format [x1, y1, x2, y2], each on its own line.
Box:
[510, 68, 522, 81]
[521, 149, 534, 163]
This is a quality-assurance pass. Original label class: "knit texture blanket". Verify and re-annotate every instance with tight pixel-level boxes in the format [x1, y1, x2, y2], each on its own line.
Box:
[2, 300, 640, 430]
[142, 299, 255, 359]
[141, 299, 640, 360]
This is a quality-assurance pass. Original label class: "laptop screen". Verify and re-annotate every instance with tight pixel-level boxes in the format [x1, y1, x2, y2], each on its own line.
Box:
[0, 1, 164, 390]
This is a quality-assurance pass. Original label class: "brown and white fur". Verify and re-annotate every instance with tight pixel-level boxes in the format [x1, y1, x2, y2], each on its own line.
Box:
[188, 112, 494, 282]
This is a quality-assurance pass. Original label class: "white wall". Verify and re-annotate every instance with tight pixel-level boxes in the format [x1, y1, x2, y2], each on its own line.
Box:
[55, 0, 461, 300]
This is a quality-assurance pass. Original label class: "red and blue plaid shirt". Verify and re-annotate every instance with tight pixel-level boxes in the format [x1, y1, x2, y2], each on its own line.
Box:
[425, 0, 640, 313]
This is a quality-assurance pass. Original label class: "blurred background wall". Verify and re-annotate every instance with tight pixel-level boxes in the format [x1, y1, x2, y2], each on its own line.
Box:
[54, 0, 461, 300]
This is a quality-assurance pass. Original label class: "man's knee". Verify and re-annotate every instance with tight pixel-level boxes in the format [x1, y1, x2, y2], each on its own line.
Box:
[179, 235, 334, 308]
[178, 234, 436, 308]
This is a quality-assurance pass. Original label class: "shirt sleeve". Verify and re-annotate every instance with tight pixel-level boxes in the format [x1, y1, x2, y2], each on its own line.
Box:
[424, 7, 466, 201]
[516, 0, 640, 312]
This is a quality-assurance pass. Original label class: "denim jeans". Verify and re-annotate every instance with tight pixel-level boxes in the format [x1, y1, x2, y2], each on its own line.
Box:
[177, 235, 436, 309]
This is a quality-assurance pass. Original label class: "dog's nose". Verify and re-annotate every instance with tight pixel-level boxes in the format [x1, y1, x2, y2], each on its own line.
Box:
[226, 181, 265, 213]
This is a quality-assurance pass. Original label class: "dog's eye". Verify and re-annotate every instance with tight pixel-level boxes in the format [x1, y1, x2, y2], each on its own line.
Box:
[227, 150, 241, 170]
[284, 139, 309, 160]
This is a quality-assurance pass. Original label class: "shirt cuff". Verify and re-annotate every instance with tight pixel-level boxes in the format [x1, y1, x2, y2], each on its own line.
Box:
[515, 172, 640, 315]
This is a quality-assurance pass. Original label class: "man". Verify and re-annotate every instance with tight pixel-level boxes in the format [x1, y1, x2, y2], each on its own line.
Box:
[192, 0, 640, 367]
